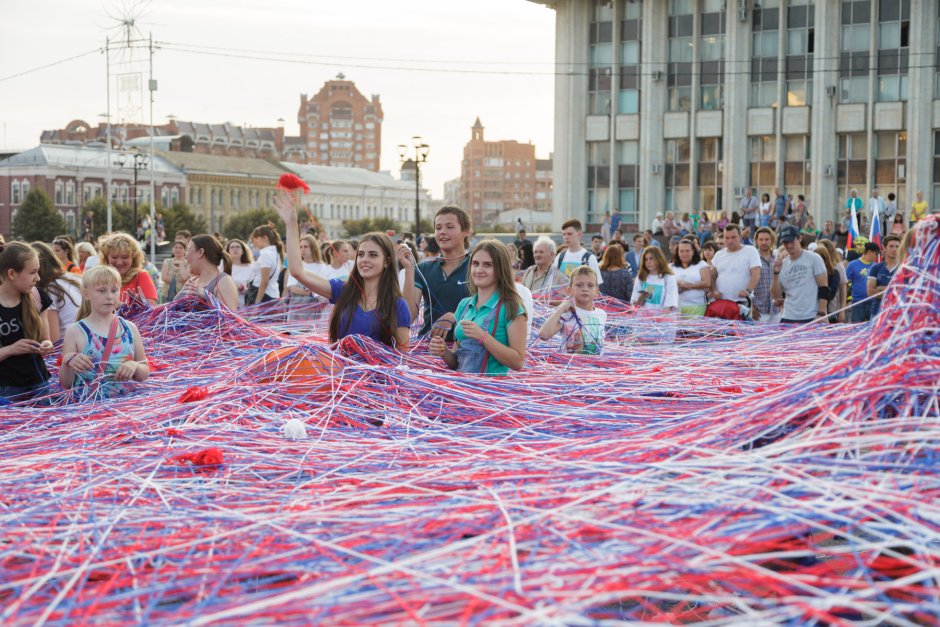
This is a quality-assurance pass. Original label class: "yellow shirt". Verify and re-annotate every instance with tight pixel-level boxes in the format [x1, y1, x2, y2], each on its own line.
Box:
[911, 200, 928, 222]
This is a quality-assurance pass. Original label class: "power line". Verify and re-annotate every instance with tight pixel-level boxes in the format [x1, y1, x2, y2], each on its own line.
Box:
[0, 48, 101, 83]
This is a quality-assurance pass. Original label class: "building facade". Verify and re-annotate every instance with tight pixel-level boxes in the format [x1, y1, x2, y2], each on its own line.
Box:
[298, 75, 383, 171]
[157, 152, 289, 235]
[282, 163, 428, 238]
[0, 144, 186, 238]
[529, 0, 936, 232]
[460, 118, 552, 226]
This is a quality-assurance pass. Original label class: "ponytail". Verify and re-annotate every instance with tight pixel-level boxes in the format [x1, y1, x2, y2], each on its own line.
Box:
[190, 234, 232, 275]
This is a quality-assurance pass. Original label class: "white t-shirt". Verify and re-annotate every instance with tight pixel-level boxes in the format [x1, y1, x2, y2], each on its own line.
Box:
[287, 262, 328, 289]
[83, 255, 99, 271]
[631, 273, 679, 310]
[514, 282, 534, 340]
[322, 260, 353, 282]
[230, 264, 255, 306]
[713, 245, 761, 300]
[50, 277, 83, 337]
[251, 245, 281, 299]
[779, 250, 827, 321]
[671, 261, 709, 307]
[553, 247, 603, 285]
[559, 305, 607, 355]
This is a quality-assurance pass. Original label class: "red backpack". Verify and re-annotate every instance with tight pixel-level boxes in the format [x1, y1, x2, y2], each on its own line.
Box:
[705, 299, 745, 321]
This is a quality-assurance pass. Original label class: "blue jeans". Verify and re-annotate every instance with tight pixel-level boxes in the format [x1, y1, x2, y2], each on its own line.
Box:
[0, 380, 52, 405]
[849, 301, 871, 323]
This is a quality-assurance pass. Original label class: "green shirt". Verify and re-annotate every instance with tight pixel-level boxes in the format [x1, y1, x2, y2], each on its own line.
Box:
[414, 254, 470, 335]
[454, 292, 525, 375]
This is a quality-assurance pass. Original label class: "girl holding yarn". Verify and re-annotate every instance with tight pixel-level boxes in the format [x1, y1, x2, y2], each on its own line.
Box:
[0, 242, 55, 402]
[248, 225, 283, 304]
[176, 234, 239, 311]
[59, 265, 149, 399]
[274, 192, 411, 348]
[429, 239, 527, 374]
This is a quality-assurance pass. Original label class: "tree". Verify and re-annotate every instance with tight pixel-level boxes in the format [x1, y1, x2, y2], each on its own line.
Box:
[154, 202, 207, 240]
[222, 208, 284, 242]
[12, 188, 66, 242]
[83, 196, 134, 237]
[342, 216, 400, 238]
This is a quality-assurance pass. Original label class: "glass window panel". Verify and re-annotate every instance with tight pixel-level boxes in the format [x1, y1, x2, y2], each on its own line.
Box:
[787, 81, 808, 106]
[875, 159, 896, 184]
[591, 43, 612, 66]
[622, 1, 641, 20]
[589, 142, 611, 166]
[619, 89, 639, 113]
[669, 0, 693, 16]
[788, 31, 805, 55]
[674, 164, 691, 186]
[850, 133, 868, 160]
[701, 35, 724, 60]
[880, 0, 900, 21]
[760, 163, 776, 183]
[699, 163, 717, 186]
[620, 141, 639, 164]
[621, 40, 640, 64]
[879, 23, 900, 49]
[848, 160, 867, 183]
[878, 76, 900, 101]
[618, 165, 637, 188]
[784, 162, 804, 186]
[701, 85, 722, 109]
[677, 139, 691, 162]
[702, 0, 722, 12]
[594, 1, 613, 21]
[619, 189, 637, 216]
[786, 137, 805, 161]
[876, 132, 896, 158]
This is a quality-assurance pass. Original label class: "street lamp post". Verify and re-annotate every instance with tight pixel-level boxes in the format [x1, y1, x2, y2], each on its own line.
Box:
[398, 137, 429, 240]
[116, 151, 150, 239]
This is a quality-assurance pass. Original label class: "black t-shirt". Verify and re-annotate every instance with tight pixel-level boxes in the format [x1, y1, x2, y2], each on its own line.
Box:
[0, 290, 52, 388]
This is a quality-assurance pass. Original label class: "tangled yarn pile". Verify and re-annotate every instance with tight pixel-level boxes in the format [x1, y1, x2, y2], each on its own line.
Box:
[1, 217, 938, 624]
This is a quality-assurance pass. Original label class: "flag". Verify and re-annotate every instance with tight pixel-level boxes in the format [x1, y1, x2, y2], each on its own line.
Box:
[846, 204, 859, 251]
[869, 205, 882, 250]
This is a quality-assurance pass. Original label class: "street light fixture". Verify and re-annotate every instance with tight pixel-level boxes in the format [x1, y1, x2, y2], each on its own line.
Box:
[115, 151, 150, 239]
[398, 137, 429, 240]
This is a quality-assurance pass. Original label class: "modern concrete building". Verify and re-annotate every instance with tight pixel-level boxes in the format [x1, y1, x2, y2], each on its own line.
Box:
[528, 0, 934, 232]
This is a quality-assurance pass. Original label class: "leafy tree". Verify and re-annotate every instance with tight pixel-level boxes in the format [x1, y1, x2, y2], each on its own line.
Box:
[151, 202, 208, 240]
[12, 188, 66, 242]
[342, 216, 400, 238]
[83, 196, 134, 237]
[222, 208, 284, 242]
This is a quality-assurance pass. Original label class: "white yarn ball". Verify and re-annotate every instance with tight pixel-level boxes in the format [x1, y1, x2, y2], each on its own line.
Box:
[282, 418, 308, 440]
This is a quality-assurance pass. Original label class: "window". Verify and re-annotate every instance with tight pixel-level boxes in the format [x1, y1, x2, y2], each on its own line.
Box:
[11, 181, 20, 205]
[840, 0, 870, 103]
[699, 1, 725, 110]
[618, 140, 640, 226]
[65, 181, 75, 205]
[664, 138, 691, 213]
[668, 0, 694, 112]
[874, 131, 906, 207]
[749, 136, 777, 194]
[697, 138, 723, 214]
[750, 1, 779, 108]
[587, 141, 611, 225]
[786, 1, 815, 107]
[876, 0, 911, 101]
[619, 1, 642, 115]
[589, 1, 613, 115]
[55, 180, 64, 204]
[22, 181, 29, 198]
[784, 136, 811, 198]
[837, 133, 869, 203]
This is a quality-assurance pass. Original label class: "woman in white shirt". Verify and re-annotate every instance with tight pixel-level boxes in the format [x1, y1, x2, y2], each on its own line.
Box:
[758, 192, 772, 227]
[226, 239, 255, 307]
[287, 233, 328, 321]
[631, 246, 679, 312]
[33, 241, 83, 342]
[670, 239, 710, 316]
[249, 225, 283, 304]
[322, 239, 354, 281]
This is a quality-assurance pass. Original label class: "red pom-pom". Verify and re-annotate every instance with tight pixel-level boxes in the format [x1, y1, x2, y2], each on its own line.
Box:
[171, 447, 224, 469]
[277, 173, 310, 194]
[178, 386, 209, 403]
[166, 428, 183, 437]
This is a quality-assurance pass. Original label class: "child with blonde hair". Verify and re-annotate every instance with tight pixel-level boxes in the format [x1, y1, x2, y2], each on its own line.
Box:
[539, 265, 607, 354]
[60, 265, 149, 400]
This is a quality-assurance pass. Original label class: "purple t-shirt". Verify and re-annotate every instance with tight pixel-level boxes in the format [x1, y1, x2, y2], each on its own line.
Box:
[328, 279, 411, 342]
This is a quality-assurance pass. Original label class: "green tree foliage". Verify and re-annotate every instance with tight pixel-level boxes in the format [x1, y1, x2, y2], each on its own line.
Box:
[82, 196, 135, 237]
[222, 208, 284, 242]
[151, 203, 208, 240]
[342, 216, 401, 238]
[12, 188, 66, 242]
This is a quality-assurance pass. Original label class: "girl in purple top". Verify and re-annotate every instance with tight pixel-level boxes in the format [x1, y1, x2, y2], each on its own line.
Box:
[275, 193, 411, 349]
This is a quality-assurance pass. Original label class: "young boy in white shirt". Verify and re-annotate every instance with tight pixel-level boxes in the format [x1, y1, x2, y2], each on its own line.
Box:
[553, 219, 604, 286]
[538, 265, 607, 355]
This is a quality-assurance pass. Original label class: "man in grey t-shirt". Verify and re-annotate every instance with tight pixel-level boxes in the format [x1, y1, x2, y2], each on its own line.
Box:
[771, 225, 828, 324]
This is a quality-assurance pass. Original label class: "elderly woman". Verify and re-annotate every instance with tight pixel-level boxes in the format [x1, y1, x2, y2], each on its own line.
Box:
[519, 236, 568, 294]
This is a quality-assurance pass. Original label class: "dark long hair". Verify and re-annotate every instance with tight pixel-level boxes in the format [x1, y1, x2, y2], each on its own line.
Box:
[328, 232, 402, 346]
[250, 225, 284, 262]
[672, 239, 702, 268]
[32, 241, 81, 309]
[467, 239, 522, 324]
[0, 242, 43, 341]
[53, 237, 77, 265]
[191, 234, 232, 274]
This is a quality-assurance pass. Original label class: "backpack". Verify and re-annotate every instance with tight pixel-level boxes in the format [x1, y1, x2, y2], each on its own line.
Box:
[705, 299, 746, 321]
[557, 251, 592, 270]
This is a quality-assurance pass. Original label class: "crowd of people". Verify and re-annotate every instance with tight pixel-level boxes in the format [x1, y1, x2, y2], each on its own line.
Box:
[0, 187, 929, 404]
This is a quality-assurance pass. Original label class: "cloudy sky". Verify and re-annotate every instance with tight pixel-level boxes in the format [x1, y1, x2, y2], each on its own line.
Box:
[0, 0, 556, 197]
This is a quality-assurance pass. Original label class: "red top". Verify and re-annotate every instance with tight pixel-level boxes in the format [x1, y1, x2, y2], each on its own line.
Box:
[121, 269, 158, 303]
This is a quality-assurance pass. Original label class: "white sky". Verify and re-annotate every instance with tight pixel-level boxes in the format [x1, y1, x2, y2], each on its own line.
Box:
[0, 0, 557, 197]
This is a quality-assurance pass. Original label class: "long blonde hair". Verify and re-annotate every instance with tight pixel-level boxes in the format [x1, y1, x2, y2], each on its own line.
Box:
[76, 265, 122, 320]
[99, 233, 144, 285]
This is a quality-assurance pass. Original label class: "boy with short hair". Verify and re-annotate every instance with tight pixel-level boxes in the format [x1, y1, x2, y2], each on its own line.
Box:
[554, 219, 603, 285]
[539, 265, 607, 355]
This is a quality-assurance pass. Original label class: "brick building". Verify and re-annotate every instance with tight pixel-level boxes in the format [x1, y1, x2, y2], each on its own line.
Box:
[298, 74, 383, 171]
[0, 144, 186, 238]
[460, 118, 552, 227]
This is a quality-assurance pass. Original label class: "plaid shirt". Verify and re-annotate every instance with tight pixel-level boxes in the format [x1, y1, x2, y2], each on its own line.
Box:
[753, 253, 779, 315]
